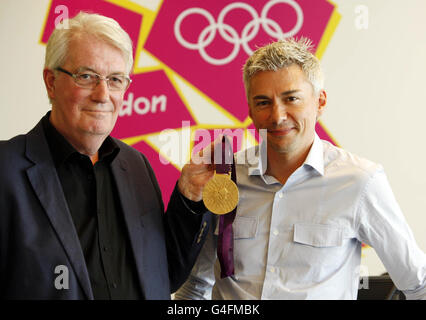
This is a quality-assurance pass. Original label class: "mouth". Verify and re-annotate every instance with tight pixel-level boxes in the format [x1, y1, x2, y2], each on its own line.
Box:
[268, 127, 295, 136]
[83, 109, 112, 113]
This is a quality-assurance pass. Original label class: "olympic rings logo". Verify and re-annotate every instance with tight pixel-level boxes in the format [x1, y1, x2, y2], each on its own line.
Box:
[174, 0, 304, 66]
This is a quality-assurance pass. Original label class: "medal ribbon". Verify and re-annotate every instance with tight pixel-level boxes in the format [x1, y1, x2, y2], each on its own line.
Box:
[216, 136, 237, 278]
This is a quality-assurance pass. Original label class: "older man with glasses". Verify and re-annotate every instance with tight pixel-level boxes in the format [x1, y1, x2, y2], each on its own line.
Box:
[0, 12, 212, 300]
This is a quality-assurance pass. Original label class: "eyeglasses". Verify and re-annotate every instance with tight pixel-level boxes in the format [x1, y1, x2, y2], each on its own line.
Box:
[55, 67, 131, 91]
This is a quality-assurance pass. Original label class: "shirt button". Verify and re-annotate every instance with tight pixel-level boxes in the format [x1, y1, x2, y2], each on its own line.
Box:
[273, 229, 279, 236]
[278, 192, 284, 198]
[270, 267, 276, 273]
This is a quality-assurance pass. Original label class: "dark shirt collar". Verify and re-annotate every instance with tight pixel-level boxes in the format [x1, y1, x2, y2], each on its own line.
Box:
[41, 111, 120, 167]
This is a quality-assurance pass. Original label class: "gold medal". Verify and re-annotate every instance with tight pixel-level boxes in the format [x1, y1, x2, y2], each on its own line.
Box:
[203, 174, 239, 215]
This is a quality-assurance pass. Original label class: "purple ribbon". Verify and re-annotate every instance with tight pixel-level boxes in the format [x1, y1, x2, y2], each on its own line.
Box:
[216, 136, 237, 278]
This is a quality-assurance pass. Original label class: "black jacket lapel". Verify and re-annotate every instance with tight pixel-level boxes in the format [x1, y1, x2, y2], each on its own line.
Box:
[25, 122, 94, 299]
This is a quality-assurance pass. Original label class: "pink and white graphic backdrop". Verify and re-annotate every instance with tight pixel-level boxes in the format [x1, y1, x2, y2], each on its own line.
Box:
[40, 0, 341, 206]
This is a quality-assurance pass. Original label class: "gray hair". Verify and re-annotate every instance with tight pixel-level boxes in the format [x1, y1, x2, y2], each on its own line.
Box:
[243, 37, 324, 99]
[44, 11, 133, 74]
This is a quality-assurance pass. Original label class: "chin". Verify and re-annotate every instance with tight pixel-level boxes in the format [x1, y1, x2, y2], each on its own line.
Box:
[82, 124, 112, 137]
[269, 139, 297, 154]
[86, 117, 114, 132]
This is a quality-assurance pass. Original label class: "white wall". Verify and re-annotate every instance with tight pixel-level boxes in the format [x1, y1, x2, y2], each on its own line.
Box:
[320, 0, 426, 275]
[0, 0, 51, 137]
[0, 0, 425, 276]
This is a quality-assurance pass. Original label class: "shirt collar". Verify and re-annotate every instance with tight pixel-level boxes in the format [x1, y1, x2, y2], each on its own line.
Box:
[304, 133, 324, 176]
[246, 132, 324, 177]
[240, 140, 267, 177]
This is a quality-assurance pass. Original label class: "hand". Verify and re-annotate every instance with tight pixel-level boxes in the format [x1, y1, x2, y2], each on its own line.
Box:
[177, 137, 221, 201]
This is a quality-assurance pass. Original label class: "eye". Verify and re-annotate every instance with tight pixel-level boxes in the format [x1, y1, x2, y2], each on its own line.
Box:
[254, 100, 270, 108]
[109, 76, 124, 84]
[77, 73, 96, 81]
[285, 96, 300, 103]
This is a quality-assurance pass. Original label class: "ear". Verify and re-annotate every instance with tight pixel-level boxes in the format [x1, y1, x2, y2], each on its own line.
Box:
[43, 68, 56, 100]
[316, 89, 327, 119]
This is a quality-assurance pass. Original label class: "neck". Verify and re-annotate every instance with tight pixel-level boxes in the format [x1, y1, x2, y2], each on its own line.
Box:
[90, 152, 99, 165]
[49, 115, 103, 165]
[64, 134, 102, 164]
[68, 136, 102, 165]
[265, 141, 314, 185]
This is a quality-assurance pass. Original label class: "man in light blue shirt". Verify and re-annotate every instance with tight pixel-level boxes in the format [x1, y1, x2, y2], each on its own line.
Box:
[175, 38, 426, 299]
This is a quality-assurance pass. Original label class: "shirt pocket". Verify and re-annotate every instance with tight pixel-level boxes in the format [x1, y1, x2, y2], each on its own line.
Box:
[282, 223, 348, 283]
[293, 222, 343, 247]
[233, 216, 258, 239]
[213, 215, 258, 239]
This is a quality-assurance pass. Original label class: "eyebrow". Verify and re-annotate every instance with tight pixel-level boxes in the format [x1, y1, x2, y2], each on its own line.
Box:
[76, 66, 126, 76]
[252, 95, 270, 100]
[252, 90, 301, 100]
[280, 89, 300, 96]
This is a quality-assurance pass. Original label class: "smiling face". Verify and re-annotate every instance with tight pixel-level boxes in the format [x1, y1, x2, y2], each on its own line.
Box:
[44, 33, 127, 153]
[248, 64, 326, 159]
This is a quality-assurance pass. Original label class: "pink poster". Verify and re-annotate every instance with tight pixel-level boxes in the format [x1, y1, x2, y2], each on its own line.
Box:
[40, 0, 340, 205]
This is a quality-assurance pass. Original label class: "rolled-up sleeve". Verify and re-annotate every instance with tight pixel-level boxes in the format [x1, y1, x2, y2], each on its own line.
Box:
[356, 168, 426, 299]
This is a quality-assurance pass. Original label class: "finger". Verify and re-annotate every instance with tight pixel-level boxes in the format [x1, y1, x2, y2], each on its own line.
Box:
[191, 135, 218, 165]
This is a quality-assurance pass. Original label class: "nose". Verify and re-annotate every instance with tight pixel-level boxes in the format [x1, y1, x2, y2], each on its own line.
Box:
[90, 79, 109, 104]
[270, 100, 287, 125]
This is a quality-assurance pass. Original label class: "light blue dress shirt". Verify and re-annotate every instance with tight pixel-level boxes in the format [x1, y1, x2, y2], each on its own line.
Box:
[175, 134, 426, 300]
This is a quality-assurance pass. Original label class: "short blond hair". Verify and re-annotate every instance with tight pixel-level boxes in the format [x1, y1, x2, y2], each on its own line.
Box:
[44, 11, 133, 74]
[243, 38, 324, 99]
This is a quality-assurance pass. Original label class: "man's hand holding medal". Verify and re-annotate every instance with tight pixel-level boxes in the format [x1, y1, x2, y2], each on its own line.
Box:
[177, 135, 239, 214]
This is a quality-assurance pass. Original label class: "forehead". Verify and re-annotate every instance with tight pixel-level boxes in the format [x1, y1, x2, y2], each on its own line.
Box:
[248, 65, 312, 96]
[64, 33, 126, 74]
